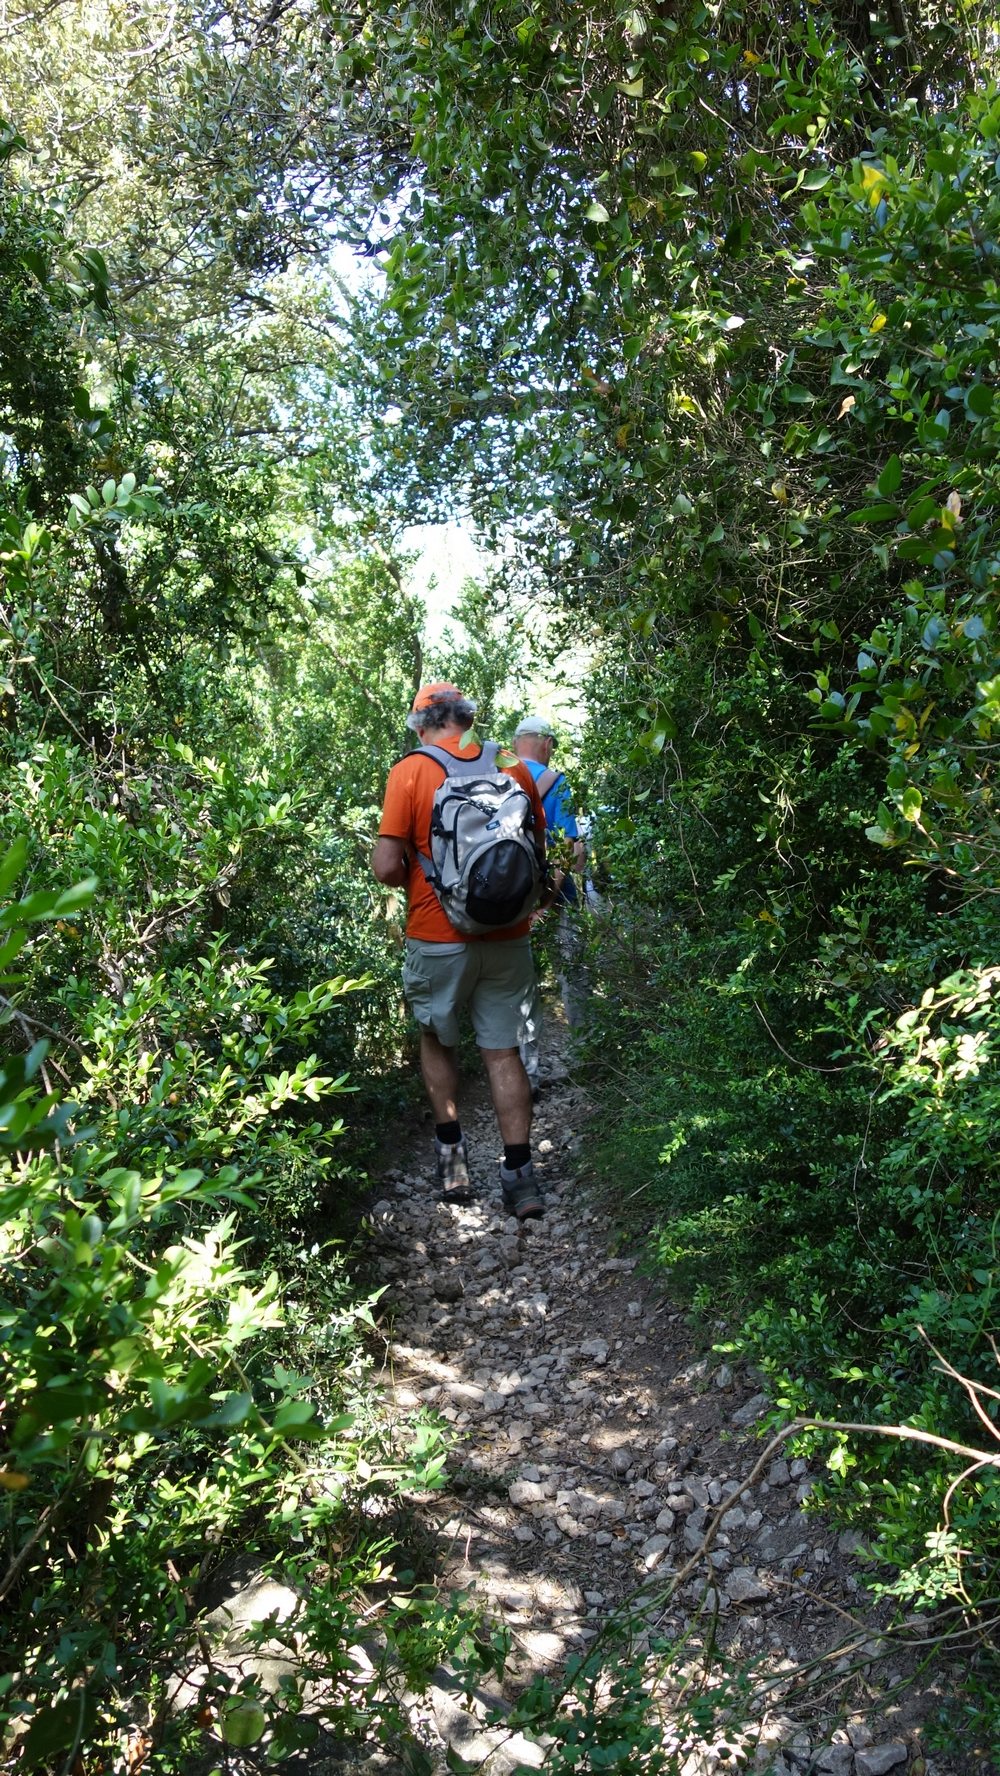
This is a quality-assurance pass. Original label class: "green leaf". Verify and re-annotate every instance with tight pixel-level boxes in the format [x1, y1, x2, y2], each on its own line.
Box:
[273, 1399, 317, 1432]
[966, 383, 993, 417]
[21, 1694, 96, 1762]
[877, 455, 902, 496]
[201, 1392, 254, 1427]
[222, 1700, 267, 1748]
[268, 1714, 319, 1761]
[585, 201, 611, 224]
[78, 247, 109, 285]
[0, 877, 97, 928]
[49, 878, 99, 916]
[906, 495, 938, 529]
[0, 838, 28, 898]
[445, 1748, 481, 1774]
[846, 503, 899, 525]
[403, 1746, 435, 1776]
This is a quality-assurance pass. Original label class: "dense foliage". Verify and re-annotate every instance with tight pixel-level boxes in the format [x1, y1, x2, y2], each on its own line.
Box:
[0, 133, 464, 1771]
[310, 0, 1000, 1741]
[5, 0, 1000, 1764]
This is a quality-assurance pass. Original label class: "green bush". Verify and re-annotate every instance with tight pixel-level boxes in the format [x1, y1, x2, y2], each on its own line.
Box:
[582, 642, 1000, 1663]
[0, 840, 490, 1771]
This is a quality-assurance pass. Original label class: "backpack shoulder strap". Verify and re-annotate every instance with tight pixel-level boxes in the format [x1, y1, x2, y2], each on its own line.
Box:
[534, 767, 564, 801]
[418, 740, 498, 778]
[417, 743, 455, 775]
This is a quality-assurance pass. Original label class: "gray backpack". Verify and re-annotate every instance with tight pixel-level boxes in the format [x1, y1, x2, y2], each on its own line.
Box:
[416, 742, 544, 935]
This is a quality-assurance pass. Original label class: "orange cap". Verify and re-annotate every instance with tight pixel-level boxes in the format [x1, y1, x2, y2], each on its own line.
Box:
[410, 682, 467, 711]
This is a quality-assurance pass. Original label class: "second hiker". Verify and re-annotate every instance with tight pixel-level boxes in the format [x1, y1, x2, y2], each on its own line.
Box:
[511, 714, 587, 1092]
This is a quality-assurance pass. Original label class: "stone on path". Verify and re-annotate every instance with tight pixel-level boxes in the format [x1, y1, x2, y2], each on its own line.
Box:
[855, 1747, 909, 1776]
[725, 1568, 770, 1604]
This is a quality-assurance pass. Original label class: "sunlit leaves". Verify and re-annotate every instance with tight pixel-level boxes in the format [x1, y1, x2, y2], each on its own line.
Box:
[860, 163, 890, 207]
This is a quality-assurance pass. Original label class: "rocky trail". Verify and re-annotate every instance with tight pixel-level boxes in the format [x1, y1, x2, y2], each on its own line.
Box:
[362, 1029, 978, 1776]
[198, 1025, 982, 1776]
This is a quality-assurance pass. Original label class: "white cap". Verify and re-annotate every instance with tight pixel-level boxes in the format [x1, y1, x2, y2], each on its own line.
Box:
[513, 715, 556, 739]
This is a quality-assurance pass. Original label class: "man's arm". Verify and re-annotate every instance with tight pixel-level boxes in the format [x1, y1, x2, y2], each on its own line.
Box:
[371, 836, 409, 887]
[552, 778, 585, 875]
[374, 762, 413, 887]
[507, 760, 558, 923]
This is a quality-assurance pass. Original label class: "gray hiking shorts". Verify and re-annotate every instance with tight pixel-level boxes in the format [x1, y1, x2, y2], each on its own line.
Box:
[402, 936, 535, 1050]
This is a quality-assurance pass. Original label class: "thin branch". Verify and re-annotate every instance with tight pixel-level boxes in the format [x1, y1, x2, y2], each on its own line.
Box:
[799, 1415, 1000, 1468]
[120, 0, 176, 58]
[920, 1325, 1000, 1419]
[0, 995, 87, 1063]
[0, 1439, 91, 1605]
[752, 997, 856, 1073]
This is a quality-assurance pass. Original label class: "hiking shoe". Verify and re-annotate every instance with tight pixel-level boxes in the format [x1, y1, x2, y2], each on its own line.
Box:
[435, 1137, 473, 1203]
[499, 1159, 543, 1221]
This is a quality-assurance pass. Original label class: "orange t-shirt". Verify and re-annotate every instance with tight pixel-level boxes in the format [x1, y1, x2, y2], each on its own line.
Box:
[379, 735, 546, 942]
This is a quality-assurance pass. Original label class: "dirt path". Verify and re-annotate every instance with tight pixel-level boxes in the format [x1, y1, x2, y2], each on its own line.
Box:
[367, 1025, 979, 1776]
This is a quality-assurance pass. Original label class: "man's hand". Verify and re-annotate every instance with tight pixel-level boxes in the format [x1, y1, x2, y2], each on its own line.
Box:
[532, 869, 563, 924]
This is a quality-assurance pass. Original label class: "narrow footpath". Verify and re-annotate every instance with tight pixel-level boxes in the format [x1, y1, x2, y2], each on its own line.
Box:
[366, 1028, 978, 1776]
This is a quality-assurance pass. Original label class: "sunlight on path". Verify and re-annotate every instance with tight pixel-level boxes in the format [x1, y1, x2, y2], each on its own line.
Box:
[365, 1026, 957, 1776]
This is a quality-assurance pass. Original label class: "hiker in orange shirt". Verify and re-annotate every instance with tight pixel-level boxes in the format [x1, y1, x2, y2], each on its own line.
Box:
[371, 684, 549, 1220]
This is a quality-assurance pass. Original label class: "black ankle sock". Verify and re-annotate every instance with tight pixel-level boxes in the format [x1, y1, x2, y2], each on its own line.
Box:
[504, 1143, 531, 1172]
[436, 1121, 462, 1145]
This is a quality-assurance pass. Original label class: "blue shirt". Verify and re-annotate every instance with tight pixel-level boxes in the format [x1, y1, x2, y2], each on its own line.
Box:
[523, 758, 579, 902]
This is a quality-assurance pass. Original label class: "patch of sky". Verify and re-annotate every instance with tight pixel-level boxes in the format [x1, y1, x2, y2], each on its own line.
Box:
[316, 202, 589, 735]
[401, 520, 481, 647]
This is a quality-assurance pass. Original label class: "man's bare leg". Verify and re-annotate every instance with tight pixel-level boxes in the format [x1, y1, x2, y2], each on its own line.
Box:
[419, 1030, 460, 1123]
[481, 1046, 533, 1145]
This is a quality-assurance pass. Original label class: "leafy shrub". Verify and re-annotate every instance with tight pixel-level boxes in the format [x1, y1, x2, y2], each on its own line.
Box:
[581, 640, 1000, 1670]
[0, 842, 489, 1771]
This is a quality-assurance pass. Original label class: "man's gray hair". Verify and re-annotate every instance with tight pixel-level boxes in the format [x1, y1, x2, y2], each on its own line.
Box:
[405, 694, 477, 734]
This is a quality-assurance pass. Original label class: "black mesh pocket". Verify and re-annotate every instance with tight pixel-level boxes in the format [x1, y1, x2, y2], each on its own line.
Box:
[467, 843, 536, 927]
